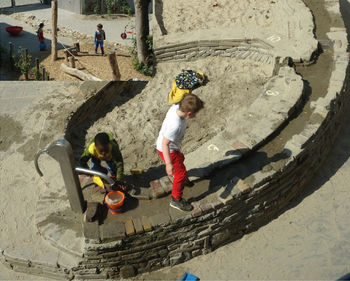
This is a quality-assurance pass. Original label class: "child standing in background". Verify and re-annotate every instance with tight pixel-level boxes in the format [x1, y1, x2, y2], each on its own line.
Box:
[94, 23, 106, 56]
[37, 22, 46, 51]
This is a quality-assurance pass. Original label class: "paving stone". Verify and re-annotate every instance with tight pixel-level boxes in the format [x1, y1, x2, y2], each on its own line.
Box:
[125, 219, 135, 236]
[141, 216, 152, 232]
[232, 140, 250, 154]
[133, 218, 144, 234]
[150, 179, 166, 198]
[191, 202, 202, 218]
[210, 199, 224, 210]
[216, 184, 234, 204]
[100, 221, 125, 242]
[199, 200, 213, 214]
[237, 179, 251, 194]
[84, 202, 101, 223]
[159, 176, 173, 193]
[169, 206, 190, 223]
[149, 213, 171, 227]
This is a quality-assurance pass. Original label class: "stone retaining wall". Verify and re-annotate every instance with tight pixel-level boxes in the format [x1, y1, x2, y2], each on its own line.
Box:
[64, 80, 148, 159]
[154, 39, 275, 63]
[71, 30, 348, 279]
[1, 16, 348, 281]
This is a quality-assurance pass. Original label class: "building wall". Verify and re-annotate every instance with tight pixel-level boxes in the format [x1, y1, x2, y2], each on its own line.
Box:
[58, 0, 81, 14]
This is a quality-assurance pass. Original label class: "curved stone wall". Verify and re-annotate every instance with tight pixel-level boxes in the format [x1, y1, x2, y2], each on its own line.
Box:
[56, 32, 348, 279]
[1, 4, 348, 281]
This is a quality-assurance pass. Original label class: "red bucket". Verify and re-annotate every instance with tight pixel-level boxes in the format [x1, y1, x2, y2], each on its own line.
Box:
[6, 26, 23, 36]
[105, 191, 125, 214]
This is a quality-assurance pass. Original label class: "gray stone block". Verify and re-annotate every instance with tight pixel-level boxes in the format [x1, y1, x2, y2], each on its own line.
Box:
[149, 213, 171, 227]
[133, 218, 144, 234]
[100, 221, 125, 242]
[120, 265, 136, 278]
[169, 207, 191, 224]
[169, 253, 184, 266]
[83, 221, 100, 243]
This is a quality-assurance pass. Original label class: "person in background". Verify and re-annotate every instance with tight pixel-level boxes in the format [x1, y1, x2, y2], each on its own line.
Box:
[37, 22, 46, 51]
[94, 23, 106, 56]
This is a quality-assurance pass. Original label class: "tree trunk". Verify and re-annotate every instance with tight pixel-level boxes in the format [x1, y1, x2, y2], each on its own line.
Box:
[51, 0, 58, 61]
[61, 63, 102, 81]
[135, 0, 150, 64]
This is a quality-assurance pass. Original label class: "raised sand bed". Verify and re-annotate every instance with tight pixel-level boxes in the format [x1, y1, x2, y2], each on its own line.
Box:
[153, 0, 318, 62]
[7, 27, 344, 278]
[1, 0, 349, 279]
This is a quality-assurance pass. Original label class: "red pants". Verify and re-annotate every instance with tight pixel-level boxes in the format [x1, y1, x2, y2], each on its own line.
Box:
[157, 150, 187, 199]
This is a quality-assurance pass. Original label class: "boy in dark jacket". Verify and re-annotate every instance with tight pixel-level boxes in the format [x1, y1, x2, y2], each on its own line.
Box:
[80, 132, 123, 181]
[94, 23, 106, 56]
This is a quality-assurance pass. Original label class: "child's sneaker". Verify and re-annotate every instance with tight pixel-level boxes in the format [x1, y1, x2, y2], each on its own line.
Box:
[94, 50, 97, 54]
[170, 197, 193, 212]
[185, 178, 194, 187]
[101, 53, 105, 56]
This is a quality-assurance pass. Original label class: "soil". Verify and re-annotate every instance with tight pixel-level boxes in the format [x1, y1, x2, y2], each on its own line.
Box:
[84, 56, 273, 174]
[22, 43, 152, 81]
[0, 115, 25, 151]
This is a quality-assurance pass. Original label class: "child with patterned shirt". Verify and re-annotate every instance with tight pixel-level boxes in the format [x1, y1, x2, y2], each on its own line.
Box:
[94, 23, 106, 56]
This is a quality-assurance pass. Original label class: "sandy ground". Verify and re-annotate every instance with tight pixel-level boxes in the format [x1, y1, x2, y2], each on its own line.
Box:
[0, 0, 349, 280]
[0, 11, 151, 81]
[83, 56, 272, 174]
[156, 0, 312, 38]
[1, 83, 350, 281]
[161, 0, 274, 34]
[26, 43, 152, 81]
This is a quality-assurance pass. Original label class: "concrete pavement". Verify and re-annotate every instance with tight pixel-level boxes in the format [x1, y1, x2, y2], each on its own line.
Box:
[1, 3, 152, 47]
[0, 13, 73, 54]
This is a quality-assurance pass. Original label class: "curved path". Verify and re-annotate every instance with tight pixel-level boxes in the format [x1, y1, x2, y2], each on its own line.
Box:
[0, 0, 349, 280]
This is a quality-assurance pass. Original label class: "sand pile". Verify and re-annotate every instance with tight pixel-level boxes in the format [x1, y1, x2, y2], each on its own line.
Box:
[159, 0, 274, 35]
[156, 0, 312, 37]
[85, 56, 273, 173]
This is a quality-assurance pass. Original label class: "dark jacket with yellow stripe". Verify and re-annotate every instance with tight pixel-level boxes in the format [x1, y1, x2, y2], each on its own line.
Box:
[79, 133, 124, 180]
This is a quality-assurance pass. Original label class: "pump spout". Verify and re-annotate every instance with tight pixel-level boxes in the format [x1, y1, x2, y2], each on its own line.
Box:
[34, 148, 48, 177]
[75, 167, 114, 185]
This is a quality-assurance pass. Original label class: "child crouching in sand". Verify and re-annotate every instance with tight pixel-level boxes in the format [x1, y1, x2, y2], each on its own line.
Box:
[80, 132, 124, 191]
[156, 94, 204, 211]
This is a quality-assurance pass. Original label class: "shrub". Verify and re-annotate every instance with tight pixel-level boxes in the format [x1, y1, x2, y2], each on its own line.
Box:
[130, 35, 155, 77]
[14, 47, 32, 78]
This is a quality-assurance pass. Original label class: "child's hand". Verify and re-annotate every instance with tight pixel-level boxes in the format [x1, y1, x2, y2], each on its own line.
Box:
[166, 163, 173, 176]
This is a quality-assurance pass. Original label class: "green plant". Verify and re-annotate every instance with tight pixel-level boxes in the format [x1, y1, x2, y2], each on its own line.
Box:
[14, 46, 32, 77]
[129, 35, 155, 77]
[93, 3, 100, 14]
[31, 67, 42, 80]
[105, 0, 114, 15]
[117, 0, 133, 15]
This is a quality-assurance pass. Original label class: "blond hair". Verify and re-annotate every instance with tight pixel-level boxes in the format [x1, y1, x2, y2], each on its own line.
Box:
[179, 94, 204, 114]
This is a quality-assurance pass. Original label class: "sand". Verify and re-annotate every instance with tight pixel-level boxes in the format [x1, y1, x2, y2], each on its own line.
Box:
[84, 56, 273, 175]
[155, 0, 311, 38]
[18, 43, 152, 82]
[160, 0, 274, 34]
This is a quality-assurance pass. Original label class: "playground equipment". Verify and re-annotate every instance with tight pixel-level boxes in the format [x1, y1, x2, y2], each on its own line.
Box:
[121, 23, 136, 39]
[6, 26, 23, 36]
[35, 139, 114, 213]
